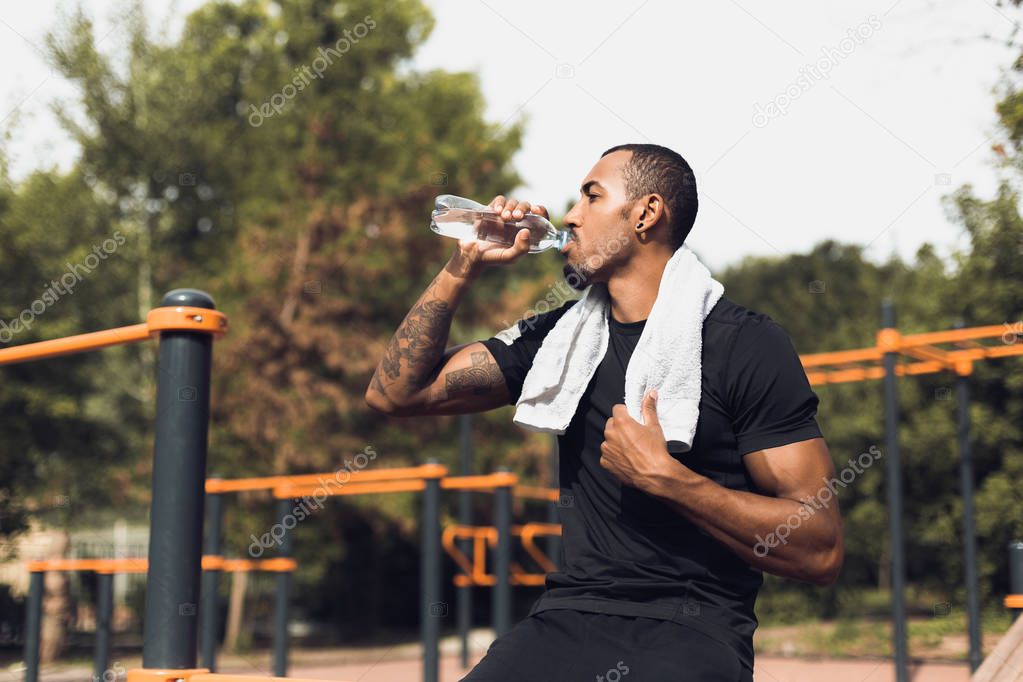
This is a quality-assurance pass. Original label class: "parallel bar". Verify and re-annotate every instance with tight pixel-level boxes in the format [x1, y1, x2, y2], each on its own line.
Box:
[276, 479, 427, 498]
[142, 289, 216, 669]
[882, 303, 908, 682]
[23, 571, 43, 682]
[546, 436, 561, 570]
[493, 471, 513, 638]
[201, 488, 224, 671]
[207, 464, 445, 494]
[421, 465, 442, 682]
[0, 323, 150, 366]
[94, 572, 114, 681]
[273, 498, 294, 677]
[1010, 542, 1023, 621]
[956, 356, 982, 672]
[457, 415, 473, 670]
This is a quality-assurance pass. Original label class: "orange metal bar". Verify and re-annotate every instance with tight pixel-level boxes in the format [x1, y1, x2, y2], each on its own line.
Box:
[441, 527, 476, 578]
[518, 523, 560, 574]
[440, 472, 518, 491]
[128, 672, 346, 682]
[513, 485, 560, 502]
[0, 323, 150, 366]
[800, 346, 884, 368]
[192, 675, 344, 682]
[0, 306, 227, 367]
[1006, 595, 1023, 609]
[127, 668, 211, 682]
[28, 556, 294, 574]
[900, 324, 1020, 348]
[207, 463, 447, 494]
[275, 479, 427, 499]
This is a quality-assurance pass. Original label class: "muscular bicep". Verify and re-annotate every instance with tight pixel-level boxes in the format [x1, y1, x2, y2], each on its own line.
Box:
[744, 438, 840, 511]
[745, 437, 844, 550]
[390, 342, 511, 416]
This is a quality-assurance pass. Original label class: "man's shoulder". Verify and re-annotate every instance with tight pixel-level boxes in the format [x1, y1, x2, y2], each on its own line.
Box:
[492, 298, 578, 346]
[705, 296, 770, 329]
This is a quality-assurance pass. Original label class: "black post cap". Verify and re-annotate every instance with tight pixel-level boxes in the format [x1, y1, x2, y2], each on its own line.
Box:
[161, 289, 216, 310]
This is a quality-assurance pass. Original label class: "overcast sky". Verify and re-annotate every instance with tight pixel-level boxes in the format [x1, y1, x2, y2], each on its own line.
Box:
[2, 0, 1020, 270]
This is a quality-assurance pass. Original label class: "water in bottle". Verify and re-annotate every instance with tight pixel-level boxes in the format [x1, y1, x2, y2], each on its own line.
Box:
[430, 194, 570, 254]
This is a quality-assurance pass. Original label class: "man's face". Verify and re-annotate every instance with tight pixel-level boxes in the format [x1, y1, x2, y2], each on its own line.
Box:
[560, 150, 636, 290]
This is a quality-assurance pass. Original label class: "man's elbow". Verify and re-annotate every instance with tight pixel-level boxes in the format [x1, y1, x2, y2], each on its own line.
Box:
[365, 386, 397, 415]
[809, 543, 844, 586]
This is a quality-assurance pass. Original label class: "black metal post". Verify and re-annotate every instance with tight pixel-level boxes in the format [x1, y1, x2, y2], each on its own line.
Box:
[93, 572, 113, 681]
[421, 462, 442, 682]
[200, 486, 224, 671]
[23, 570, 43, 682]
[546, 436, 561, 570]
[956, 357, 982, 672]
[881, 300, 908, 682]
[273, 496, 294, 677]
[141, 289, 215, 669]
[493, 469, 512, 638]
[1010, 541, 1023, 621]
[457, 415, 473, 669]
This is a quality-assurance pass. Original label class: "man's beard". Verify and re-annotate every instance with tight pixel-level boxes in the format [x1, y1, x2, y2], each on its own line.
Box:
[562, 262, 590, 291]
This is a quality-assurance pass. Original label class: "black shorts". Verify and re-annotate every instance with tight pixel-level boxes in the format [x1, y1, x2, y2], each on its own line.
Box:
[460, 610, 753, 682]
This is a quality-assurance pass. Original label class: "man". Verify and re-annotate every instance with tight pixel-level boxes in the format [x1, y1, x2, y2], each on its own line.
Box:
[365, 144, 844, 681]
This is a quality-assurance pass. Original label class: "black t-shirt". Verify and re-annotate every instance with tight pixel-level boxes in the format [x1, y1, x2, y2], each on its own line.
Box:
[480, 296, 822, 672]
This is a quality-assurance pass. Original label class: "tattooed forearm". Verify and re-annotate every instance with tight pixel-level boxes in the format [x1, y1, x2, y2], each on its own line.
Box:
[375, 275, 456, 397]
[445, 351, 503, 396]
[368, 251, 480, 408]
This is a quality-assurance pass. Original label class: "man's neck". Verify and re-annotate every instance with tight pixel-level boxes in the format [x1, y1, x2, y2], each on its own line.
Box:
[606, 250, 672, 323]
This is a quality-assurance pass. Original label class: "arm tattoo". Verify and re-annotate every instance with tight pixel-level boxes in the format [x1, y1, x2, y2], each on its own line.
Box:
[445, 351, 503, 396]
[379, 278, 454, 391]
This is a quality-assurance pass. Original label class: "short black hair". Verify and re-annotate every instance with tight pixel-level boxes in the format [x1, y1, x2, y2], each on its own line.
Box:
[600, 143, 698, 249]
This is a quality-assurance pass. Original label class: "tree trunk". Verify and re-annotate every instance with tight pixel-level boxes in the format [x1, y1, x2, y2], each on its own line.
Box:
[224, 570, 248, 652]
[39, 531, 70, 663]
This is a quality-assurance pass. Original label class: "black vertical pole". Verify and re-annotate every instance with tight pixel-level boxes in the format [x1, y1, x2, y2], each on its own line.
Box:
[546, 436, 560, 570]
[493, 469, 512, 638]
[23, 570, 43, 682]
[200, 486, 224, 671]
[272, 497, 294, 677]
[955, 354, 982, 672]
[141, 289, 215, 669]
[421, 461, 442, 682]
[1010, 541, 1023, 621]
[457, 415, 473, 669]
[881, 300, 908, 682]
[93, 571, 114, 681]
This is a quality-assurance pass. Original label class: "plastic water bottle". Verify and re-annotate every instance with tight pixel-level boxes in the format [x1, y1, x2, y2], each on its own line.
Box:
[430, 194, 570, 254]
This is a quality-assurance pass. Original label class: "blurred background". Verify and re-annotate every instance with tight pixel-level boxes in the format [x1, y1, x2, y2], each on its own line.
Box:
[0, 0, 1022, 678]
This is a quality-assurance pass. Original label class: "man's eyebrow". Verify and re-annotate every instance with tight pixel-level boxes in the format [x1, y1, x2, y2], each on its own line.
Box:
[581, 180, 604, 194]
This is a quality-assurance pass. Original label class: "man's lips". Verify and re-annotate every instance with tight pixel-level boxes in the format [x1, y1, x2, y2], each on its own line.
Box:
[560, 236, 575, 255]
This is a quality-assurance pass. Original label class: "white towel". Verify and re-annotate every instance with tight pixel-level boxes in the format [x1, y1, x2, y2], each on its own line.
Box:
[512, 244, 724, 450]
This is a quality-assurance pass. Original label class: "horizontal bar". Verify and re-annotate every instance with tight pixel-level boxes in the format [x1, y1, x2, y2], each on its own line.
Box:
[27, 556, 294, 574]
[207, 463, 448, 494]
[513, 485, 560, 501]
[441, 473, 518, 491]
[0, 306, 227, 367]
[276, 479, 428, 498]
[0, 323, 150, 366]
[1006, 595, 1023, 609]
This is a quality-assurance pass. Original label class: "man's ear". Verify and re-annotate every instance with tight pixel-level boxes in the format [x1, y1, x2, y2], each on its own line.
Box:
[635, 193, 666, 238]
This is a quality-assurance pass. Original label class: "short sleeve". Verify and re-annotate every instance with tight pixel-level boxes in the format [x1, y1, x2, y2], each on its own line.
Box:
[725, 316, 822, 455]
[479, 300, 578, 405]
